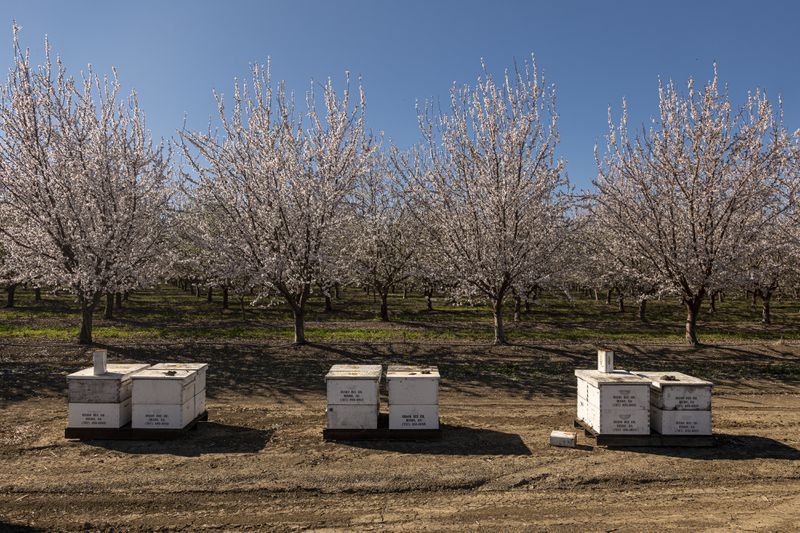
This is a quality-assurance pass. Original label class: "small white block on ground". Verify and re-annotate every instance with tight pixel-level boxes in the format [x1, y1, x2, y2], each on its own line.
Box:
[132, 398, 195, 429]
[387, 365, 440, 405]
[131, 369, 196, 405]
[325, 364, 382, 405]
[388, 404, 439, 430]
[326, 404, 379, 430]
[151, 363, 209, 392]
[550, 430, 577, 448]
[651, 407, 712, 435]
[67, 399, 132, 428]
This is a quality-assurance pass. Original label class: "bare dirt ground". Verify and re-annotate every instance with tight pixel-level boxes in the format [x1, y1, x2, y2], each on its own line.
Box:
[1, 339, 799, 531]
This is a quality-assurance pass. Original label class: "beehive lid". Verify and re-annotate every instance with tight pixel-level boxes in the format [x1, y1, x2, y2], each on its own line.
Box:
[67, 364, 150, 381]
[151, 362, 209, 372]
[130, 368, 197, 382]
[633, 371, 713, 389]
[574, 369, 651, 387]
[325, 364, 382, 380]
[386, 365, 440, 379]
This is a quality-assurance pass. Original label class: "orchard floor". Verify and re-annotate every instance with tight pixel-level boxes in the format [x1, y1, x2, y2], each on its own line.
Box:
[1, 339, 799, 531]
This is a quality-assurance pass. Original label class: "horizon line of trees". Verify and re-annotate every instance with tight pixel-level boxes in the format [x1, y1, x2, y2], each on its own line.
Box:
[1, 29, 798, 346]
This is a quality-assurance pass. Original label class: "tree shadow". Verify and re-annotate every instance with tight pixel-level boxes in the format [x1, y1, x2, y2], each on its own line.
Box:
[333, 424, 532, 456]
[0, 522, 45, 533]
[611, 434, 800, 460]
[80, 422, 273, 457]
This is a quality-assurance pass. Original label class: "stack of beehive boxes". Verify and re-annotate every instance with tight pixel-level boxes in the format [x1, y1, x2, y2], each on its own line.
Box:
[131, 368, 197, 429]
[66, 350, 149, 429]
[151, 363, 208, 419]
[387, 365, 440, 430]
[325, 364, 382, 429]
[575, 349, 651, 435]
[635, 371, 713, 435]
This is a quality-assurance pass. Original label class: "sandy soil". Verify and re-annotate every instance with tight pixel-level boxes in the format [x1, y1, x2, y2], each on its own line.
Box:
[1, 339, 799, 531]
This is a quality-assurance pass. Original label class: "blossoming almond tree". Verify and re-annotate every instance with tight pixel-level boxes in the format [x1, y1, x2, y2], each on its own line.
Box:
[396, 58, 571, 345]
[0, 29, 171, 344]
[181, 62, 372, 344]
[348, 154, 417, 321]
[594, 67, 797, 345]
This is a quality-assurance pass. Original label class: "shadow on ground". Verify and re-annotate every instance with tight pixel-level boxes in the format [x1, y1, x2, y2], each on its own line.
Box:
[80, 422, 273, 457]
[332, 424, 532, 456]
[614, 434, 800, 460]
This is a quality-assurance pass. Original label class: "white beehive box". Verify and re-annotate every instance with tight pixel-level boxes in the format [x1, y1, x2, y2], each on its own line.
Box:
[597, 348, 614, 373]
[325, 364, 382, 405]
[67, 398, 132, 428]
[651, 407, 712, 435]
[194, 390, 206, 416]
[151, 363, 209, 392]
[131, 369, 196, 405]
[67, 364, 150, 403]
[633, 371, 712, 410]
[575, 370, 651, 435]
[326, 404, 378, 430]
[132, 399, 195, 429]
[387, 365, 440, 405]
[389, 404, 439, 430]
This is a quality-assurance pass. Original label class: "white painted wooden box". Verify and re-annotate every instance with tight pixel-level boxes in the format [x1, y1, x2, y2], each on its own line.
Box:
[67, 364, 150, 403]
[67, 399, 132, 428]
[634, 371, 712, 410]
[387, 365, 439, 405]
[650, 407, 712, 435]
[151, 363, 208, 392]
[326, 404, 379, 430]
[194, 390, 206, 416]
[131, 369, 196, 405]
[132, 398, 195, 429]
[325, 364, 382, 405]
[597, 349, 614, 373]
[549, 430, 577, 448]
[388, 404, 439, 430]
[575, 370, 651, 435]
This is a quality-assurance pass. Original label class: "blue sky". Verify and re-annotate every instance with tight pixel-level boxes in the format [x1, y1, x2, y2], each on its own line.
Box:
[2, 0, 798, 188]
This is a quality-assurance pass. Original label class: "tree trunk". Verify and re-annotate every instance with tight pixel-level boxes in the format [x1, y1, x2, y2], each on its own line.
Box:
[334, 283, 341, 299]
[103, 293, 114, 319]
[709, 291, 717, 313]
[207, 287, 213, 303]
[79, 298, 97, 345]
[684, 297, 703, 346]
[239, 297, 246, 320]
[293, 307, 306, 345]
[751, 291, 757, 308]
[5, 284, 17, 308]
[618, 296, 625, 313]
[605, 289, 612, 305]
[492, 297, 507, 345]
[513, 293, 522, 322]
[324, 294, 333, 312]
[34, 287, 41, 302]
[593, 288, 599, 301]
[402, 286, 407, 299]
[638, 298, 647, 321]
[115, 292, 123, 309]
[524, 299, 531, 312]
[379, 291, 389, 321]
[718, 291, 724, 303]
[425, 289, 433, 311]
[762, 291, 772, 325]
[222, 286, 229, 309]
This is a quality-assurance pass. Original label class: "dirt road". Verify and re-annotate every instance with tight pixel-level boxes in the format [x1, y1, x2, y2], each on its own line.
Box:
[1, 340, 799, 531]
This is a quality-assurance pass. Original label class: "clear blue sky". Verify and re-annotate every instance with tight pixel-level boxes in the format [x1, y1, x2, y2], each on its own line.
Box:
[2, 0, 798, 187]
